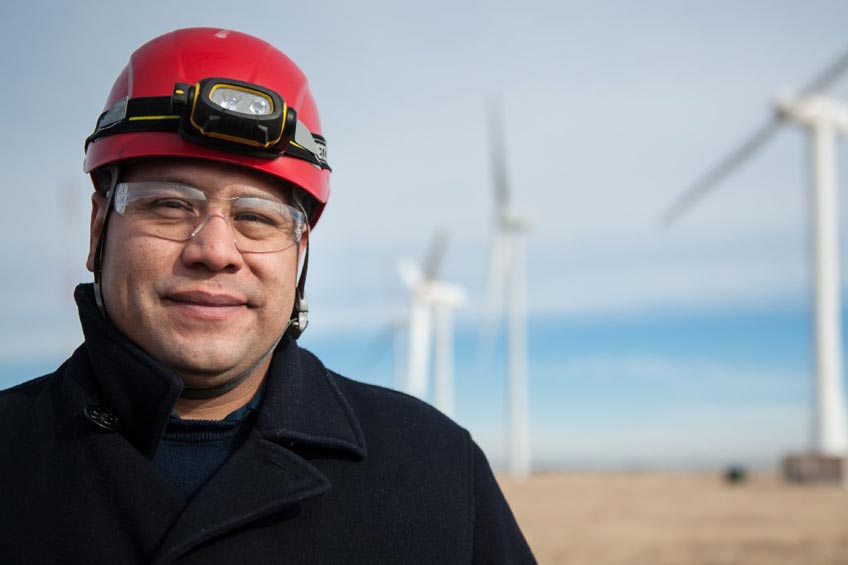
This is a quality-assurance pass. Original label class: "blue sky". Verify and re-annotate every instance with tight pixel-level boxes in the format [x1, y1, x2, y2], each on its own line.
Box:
[2, 0, 848, 469]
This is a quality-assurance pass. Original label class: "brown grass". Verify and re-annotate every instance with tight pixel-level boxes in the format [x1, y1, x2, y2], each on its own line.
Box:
[498, 472, 848, 565]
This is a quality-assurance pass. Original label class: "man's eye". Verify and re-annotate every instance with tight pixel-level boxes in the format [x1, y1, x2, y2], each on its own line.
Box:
[153, 198, 195, 211]
[133, 197, 197, 218]
[235, 212, 279, 226]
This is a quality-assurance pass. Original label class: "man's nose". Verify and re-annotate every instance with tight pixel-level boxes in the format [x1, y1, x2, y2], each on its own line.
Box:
[180, 213, 245, 272]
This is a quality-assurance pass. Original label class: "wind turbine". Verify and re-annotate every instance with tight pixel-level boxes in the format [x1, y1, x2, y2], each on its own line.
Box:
[482, 104, 533, 479]
[397, 233, 467, 417]
[660, 48, 848, 458]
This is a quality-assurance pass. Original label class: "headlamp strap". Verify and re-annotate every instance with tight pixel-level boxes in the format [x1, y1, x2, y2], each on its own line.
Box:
[85, 95, 330, 171]
[86, 97, 178, 148]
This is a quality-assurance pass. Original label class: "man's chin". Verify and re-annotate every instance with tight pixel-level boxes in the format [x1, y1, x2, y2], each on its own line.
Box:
[139, 328, 281, 383]
[155, 344, 246, 379]
[169, 361, 253, 390]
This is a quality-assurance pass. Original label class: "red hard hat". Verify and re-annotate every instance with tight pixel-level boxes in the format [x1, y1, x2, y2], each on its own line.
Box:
[84, 27, 331, 224]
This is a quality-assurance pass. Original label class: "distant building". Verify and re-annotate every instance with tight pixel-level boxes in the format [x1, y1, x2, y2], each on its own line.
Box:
[782, 453, 844, 484]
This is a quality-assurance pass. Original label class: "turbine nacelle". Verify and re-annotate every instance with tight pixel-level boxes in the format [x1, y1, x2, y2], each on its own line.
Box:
[775, 93, 848, 131]
[498, 212, 534, 234]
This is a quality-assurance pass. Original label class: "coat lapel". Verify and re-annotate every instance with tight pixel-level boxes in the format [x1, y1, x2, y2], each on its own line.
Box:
[151, 341, 367, 562]
[150, 433, 330, 563]
[55, 347, 188, 558]
[257, 344, 367, 457]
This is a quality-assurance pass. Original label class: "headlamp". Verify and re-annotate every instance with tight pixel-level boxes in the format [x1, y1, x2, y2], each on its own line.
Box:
[210, 86, 272, 115]
[85, 78, 330, 170]
[171, 78, 298, 153]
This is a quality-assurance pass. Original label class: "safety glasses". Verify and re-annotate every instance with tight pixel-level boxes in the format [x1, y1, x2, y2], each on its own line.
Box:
[110, 181, 305, 253]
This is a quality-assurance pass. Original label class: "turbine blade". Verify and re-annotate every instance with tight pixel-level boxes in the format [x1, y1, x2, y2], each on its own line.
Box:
[659, 118, 782, 227]
[799, 45, 848, 95]
[360, 321, 400, 377]
[488, 100, 510, 217]
[423, 231, 448, 282]
[397, 259, 423, 289]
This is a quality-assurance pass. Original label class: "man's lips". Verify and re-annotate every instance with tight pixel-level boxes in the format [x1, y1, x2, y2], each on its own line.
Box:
[163, 291, 249, 320]
[165, 290, 248, 307]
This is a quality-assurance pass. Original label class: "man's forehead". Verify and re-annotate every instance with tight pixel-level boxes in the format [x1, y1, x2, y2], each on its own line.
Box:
[121, 157, 294, 202]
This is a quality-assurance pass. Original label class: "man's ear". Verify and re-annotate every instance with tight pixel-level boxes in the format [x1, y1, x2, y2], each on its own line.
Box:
[85, 192, 108, 273]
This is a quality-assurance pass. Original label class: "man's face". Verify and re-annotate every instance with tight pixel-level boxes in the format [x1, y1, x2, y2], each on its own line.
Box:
[86, 158, 302, 388]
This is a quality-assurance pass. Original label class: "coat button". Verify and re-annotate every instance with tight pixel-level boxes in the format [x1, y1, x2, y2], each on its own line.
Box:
[83, 404, 121, 431]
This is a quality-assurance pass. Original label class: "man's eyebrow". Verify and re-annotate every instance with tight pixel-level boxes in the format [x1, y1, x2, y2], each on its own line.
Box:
[154, 177, 289, 204]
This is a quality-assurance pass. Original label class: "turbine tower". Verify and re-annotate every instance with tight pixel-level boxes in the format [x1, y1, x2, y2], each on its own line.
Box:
[397, 234, 467, 417]
[428, 279, 466, 418]
[660, 48, 848, 457]
[483, 104, 533, 479]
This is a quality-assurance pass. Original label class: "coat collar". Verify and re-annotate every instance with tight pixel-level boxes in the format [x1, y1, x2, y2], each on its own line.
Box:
[257, 343, 366, 457]
[73, 283, 366, 461]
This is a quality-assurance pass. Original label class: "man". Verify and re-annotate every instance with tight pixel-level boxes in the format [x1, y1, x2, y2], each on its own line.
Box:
[0, 28, 534, 563]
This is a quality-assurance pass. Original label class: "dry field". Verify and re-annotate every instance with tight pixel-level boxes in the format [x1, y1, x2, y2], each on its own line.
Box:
[498, 472, 848, 565]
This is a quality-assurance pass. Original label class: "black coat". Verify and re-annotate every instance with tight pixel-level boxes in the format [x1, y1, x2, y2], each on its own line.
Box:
[0, 285, 534, 564]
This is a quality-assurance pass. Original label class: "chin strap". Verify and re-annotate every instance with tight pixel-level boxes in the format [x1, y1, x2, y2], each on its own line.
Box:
[285, 229, 310, 339]
[92, 166, 120, 319]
